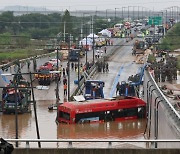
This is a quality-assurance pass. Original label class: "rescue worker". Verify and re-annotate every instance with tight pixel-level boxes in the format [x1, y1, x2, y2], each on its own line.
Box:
[64, 83, 67, 96]
[116, 82, 120, 96]
[71, 62, 74, 70]
[63, 68, 66, 77]
[63, 77, 67, 85]
[66, 66, 69, 76]
[104, 46, 107, 54]
[105, 62, 109, 72]
[92, 86, 96, 99]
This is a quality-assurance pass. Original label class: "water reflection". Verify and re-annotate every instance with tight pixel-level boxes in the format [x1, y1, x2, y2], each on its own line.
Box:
[57, 119, 146, 139]
[0, 99, 146, 148]
[0, 113, 32, 139]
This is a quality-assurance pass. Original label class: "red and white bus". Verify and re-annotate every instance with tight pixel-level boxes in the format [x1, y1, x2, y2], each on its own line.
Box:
[57, 96, 146, 124]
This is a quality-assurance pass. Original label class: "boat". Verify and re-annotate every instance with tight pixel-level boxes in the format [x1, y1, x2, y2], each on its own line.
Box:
[57, 96, 146, 124]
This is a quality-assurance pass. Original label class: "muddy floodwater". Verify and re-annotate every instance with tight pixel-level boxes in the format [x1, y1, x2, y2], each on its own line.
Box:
[0, 38, 148, 148]
[0, 100, 146, 148]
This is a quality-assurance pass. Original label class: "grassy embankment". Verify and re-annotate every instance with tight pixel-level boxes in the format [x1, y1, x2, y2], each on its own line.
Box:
[0, 38, 50, 65]
[0, 49, 49, 64]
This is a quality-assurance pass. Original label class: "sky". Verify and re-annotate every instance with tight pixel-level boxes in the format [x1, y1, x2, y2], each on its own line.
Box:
[0, 0, 179, 11]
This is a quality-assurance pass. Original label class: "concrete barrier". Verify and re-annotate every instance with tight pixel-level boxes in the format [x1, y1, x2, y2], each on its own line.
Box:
[12, 148, 180, 154]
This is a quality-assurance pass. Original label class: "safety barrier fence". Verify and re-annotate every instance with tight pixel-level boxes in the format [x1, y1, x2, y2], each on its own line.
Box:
[5, 139, 180, 149]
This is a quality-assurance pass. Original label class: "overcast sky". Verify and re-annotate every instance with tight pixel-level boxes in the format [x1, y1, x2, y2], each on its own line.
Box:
[0, 0, 179, 11]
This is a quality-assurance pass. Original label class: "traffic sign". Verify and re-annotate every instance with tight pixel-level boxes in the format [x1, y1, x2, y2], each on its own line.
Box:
[148, 16, 162, 25]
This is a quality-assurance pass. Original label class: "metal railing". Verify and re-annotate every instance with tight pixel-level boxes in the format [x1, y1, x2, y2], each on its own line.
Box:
[148, 72, 180, 120]
[5, 139, 180, 149]
[144, 69, 180, 143]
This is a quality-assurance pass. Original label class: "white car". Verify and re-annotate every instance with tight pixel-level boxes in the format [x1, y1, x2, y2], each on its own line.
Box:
[137, 32, 144, 38]
[136, 22, 143, 27]
[48, 59, 61, 66]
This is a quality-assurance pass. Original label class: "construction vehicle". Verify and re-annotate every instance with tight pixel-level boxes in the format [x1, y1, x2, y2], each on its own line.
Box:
[69, 49, 80, 61]
[135, 49, 152, 64]
[118, 81, 136, 96]
[1, 80, 31, 114]
[128, 63, 148, 86]
[35, 62, 56, 85]
[84, 80, 105, 100]
[132, 40, 147, 55]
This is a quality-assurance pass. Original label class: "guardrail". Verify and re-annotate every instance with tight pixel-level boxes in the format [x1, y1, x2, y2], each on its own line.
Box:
[5, 139, 180, 149]
[144, 69, 180, 143]
[148, 72, 180, 120]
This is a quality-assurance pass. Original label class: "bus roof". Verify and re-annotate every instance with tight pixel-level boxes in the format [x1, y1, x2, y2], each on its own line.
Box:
[59, 96, 146, 113]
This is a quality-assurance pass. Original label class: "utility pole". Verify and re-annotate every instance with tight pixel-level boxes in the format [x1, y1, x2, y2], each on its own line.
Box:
[14, 81, 18, 147]
[138, 6, 140, 20]
[68, 34, 71, 101]
[92, 15, 95, 64]
[30, 72, 41, 148]
[64, 21, 66, 42]
[85, 26, 88, 65]
[115, 8, 117, 23]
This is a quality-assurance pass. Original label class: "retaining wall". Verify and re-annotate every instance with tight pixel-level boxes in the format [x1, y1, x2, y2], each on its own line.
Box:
[143, 70, 180, 148]
[12, 148, 180, 154]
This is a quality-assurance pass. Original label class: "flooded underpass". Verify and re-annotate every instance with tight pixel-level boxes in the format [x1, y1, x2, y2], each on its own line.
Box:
[0, 100, 147, 148]
[0, 38, 148, 148]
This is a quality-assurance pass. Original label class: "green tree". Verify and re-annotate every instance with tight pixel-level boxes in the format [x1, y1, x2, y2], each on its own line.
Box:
[15, 33, 30, 48]
[0, 11, 14, 33]
[160, 23, 180, 51]
[61, 10, 73, 37]
[0, 32, 11, 48]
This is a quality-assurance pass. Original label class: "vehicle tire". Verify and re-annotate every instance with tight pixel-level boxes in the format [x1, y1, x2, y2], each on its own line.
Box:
[47, 80, 51, 85]
[38, 80, 42, 85]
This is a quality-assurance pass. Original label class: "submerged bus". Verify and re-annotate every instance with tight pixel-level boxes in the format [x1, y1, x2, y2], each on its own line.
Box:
[57, 96, 146, 124]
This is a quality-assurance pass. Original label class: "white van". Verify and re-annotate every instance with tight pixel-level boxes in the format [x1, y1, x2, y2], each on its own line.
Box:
[114, 23, 124, 30]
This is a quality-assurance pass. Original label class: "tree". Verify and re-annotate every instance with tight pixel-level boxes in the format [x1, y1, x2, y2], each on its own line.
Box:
[61, 10, 73, 37]
[0, 32, 11, 48]
[15, 33, 30, 48]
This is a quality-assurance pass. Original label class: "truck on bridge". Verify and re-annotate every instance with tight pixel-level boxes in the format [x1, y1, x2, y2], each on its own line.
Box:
[132, 40, 147, 55]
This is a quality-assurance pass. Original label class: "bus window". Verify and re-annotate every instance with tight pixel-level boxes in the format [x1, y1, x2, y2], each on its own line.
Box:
[117, 109, 124, 118]
[75, 111, 104, 123]
[59, 111, 70, 120]
[124, 108, 138, 117]
[138, 107, 145, 118]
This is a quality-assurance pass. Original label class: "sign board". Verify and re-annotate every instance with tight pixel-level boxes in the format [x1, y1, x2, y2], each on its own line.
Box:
[148, 16, 162, 25]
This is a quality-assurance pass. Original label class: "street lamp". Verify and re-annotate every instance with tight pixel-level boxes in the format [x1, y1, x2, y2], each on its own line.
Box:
[138, 6, 140, 20]
[128, 6, 130, 22]
[122, 7, 126, 21]
[106, 9, 113, 21]
[115, 8, 121, 23]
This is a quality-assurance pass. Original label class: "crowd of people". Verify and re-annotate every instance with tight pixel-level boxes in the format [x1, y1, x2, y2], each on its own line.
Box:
[96, 61, 109, 73]
[149, 53, 178, 83]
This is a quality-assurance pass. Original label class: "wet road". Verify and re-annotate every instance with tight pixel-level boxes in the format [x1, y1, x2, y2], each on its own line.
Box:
[0, 37, 147, 148]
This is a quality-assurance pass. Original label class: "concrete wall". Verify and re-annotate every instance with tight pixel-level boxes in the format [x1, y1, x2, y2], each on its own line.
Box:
[12, 148, 180, 154]
[143, 70, 180, 148]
